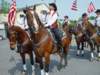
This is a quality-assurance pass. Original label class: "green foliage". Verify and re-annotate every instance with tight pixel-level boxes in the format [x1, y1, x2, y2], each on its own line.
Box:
[69, 20, 77, 28]
[2, 0, 9, 14]
[89, 16, 95, 20]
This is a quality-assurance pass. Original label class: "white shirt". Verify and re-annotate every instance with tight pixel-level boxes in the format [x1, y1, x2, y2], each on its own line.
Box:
[45, 10, 58, 27]
[95, 16, 100, 27]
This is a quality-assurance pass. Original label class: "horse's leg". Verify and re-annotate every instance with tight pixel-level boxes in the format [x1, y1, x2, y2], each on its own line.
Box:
[57, 50, 63, 71]
[29, 52, 35, 71]
[88, 40, 94, 61]
[97, 45, 100, 61]
[20, 53, 27, 71]
[63, 46, 68, 67]
[44, 53, 50, 75]
[76, 40, 80, 56]
[81, 42, 85, 56]
[35, 56, 44, 75]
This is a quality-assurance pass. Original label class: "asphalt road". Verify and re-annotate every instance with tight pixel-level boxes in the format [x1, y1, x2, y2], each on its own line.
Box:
[0, 39, 100, 75]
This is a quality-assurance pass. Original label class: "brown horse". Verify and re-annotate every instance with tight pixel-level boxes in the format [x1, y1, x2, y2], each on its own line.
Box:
[72, 24, 87, 56]
[83, 21, 100, 60]
[24, 7, 72, 75]
[7, 25, 35, 74]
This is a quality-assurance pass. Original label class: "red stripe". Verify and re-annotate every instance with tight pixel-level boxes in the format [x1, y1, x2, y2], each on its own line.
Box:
[71, 0, 77, 11]
[87, 2, 95, 13]
[8, 0, 16, 27]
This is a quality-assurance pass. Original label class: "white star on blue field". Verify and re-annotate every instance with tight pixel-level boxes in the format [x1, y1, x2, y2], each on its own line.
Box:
[0, 0, 100, 20]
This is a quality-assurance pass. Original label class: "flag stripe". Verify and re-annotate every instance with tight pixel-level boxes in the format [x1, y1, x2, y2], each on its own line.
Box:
[8, 0, 16, 27]
[71, 0, 78, 11]
[87, 2, 95, 13]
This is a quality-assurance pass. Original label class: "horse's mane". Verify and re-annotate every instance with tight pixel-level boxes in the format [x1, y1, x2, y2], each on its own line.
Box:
[34, 11, 44, 28]
[10, 26, 26, 35]
[26, 10, 34, 27]
[25, 9, 44, 28]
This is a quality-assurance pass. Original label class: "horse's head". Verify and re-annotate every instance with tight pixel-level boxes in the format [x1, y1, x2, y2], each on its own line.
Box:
[8, 26, 18, 50]
[23, 7, 44, 33]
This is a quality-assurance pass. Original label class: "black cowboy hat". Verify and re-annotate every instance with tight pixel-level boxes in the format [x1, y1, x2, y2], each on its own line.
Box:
[49, 3, 57, 11]
[64, 16, 69, 18]
[95, 9, 100, 13]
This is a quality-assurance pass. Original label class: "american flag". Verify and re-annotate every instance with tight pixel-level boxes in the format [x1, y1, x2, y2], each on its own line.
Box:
[71, 0, 78, 11]
[8, 0, 16, 27]
[87, 2, 95, 13]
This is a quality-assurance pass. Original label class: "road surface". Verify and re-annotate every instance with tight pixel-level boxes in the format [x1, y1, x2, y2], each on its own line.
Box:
[0, 39, 100, 75]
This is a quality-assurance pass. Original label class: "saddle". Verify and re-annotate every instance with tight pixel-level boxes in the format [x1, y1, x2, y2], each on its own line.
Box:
[47, 28, 66, 44]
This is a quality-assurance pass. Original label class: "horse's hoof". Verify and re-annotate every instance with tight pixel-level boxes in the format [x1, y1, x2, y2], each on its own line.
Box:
[97, 57, 100, 61]
[63, 64, 68, 68]
[63, 61, 68, 68]
[57, 64, 63, 71]
[32, 71, 35, 75]
[76, 54, 79, 56]
[89, 58, 94, 62]
[21, 71, 26, 75]
[32, 72, 35, 75]
[81, 54, 84, 57]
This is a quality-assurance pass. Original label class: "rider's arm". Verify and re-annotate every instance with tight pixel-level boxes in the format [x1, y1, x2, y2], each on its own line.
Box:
[45, 13, 58, 27]
[96, 17, 100, 27]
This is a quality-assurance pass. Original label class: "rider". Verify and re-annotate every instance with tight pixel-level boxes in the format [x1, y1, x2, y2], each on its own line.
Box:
[64, 16, 69, 24]
[81, 13, 89, 32]
[76, 13, 89, 56]
[63, 16, 70, 28]
[45, 3, 62, 44]
[82, 13, 89, 23]
[95, 9, 100, 36]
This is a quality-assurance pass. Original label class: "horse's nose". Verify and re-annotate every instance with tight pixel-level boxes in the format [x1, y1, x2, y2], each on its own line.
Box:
[10, 47, 15, 50]
[10, 42, 16, 50]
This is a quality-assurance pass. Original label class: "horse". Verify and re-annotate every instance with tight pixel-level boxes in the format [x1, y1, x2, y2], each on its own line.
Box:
[24, 7, 72, 75]
[72, 24, 87, 56]
[6, 24, 35, 74]
[83, 21, 100, 61]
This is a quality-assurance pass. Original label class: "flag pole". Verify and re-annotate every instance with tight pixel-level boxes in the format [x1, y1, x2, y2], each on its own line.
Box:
[54, 0, 56, 4]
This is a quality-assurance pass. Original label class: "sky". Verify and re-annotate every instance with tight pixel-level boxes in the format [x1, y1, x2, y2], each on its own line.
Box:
[0, 0, 100, 20]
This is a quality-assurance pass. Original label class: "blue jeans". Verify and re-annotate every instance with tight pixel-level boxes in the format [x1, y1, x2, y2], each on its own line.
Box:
[51, 28, 63, 42]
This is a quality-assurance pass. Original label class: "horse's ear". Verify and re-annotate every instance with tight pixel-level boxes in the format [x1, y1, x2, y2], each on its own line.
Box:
[23, 9, 27, 14]
[33, 5, 36, 11]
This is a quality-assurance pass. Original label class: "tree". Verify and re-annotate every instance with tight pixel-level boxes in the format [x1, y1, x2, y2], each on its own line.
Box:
[89, 16, 95, 20]
[69, 20, 77, 28]
[2, 0, 9, 14]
